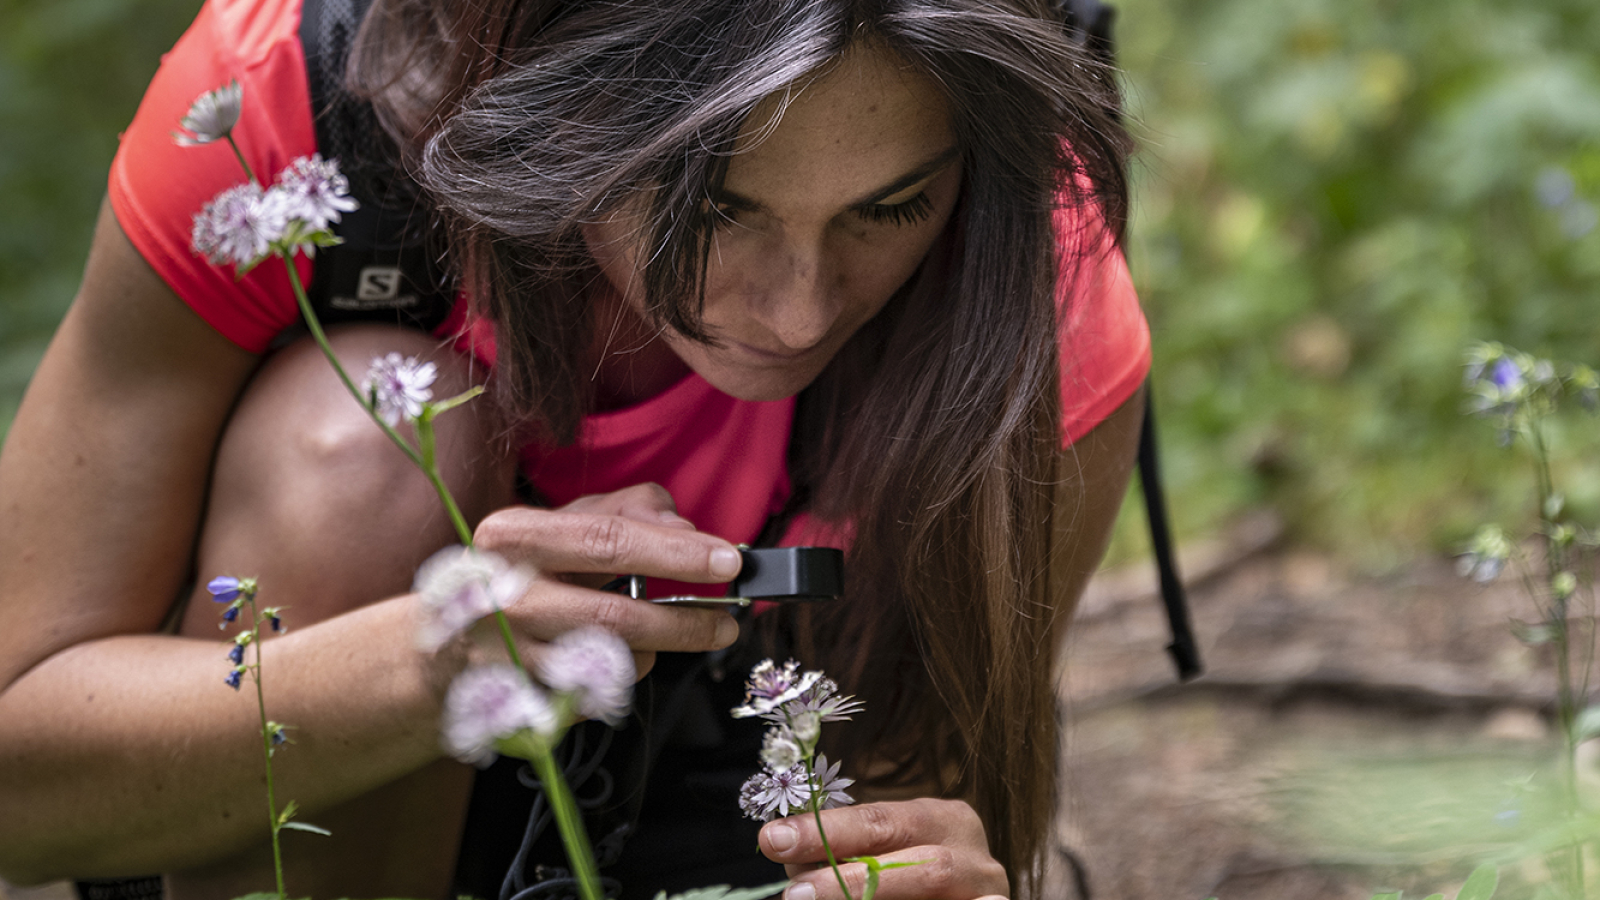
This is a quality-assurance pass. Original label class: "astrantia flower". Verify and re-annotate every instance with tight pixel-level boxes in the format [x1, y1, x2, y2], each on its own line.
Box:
[174, 80, 243, 146]
[537, 626, 634, 725]
[413, 546, 529, 652]
[738, 764, 814, 822]
[273, 154, 358, 232]
[809, 754, 855, 811]
[732, 659, 823, 719]
[759, 726, 803, 772]
[192, 182, 287, 269]
[777, 676, 864, 725]
[442, 664, 557, 765]
[362, 353, 438, 426]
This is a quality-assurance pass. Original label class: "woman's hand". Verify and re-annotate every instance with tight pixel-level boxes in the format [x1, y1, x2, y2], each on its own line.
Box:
[758, 798, 1010, 900]
[471, 482, 744, 677]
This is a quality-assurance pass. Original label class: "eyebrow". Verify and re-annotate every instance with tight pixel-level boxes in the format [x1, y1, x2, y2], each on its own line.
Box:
[714, 145, 962, 212]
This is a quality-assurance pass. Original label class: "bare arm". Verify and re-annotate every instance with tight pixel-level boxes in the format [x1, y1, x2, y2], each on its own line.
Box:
[0, 204, 745, 885]
[0, 203, 454, 881]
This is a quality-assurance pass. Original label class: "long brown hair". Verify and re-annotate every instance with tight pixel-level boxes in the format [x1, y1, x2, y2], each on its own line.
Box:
[352, 0, 1130, 892]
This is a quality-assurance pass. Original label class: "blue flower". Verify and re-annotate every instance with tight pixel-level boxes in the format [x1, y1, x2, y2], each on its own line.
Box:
[208, 576, 243, 604]
[225, 669, 243, 690]
[1490, 357, 1523, 391]
[222, 605, 240, 624]
[270, 725, 287, 746]
[228, 644, 244, 665]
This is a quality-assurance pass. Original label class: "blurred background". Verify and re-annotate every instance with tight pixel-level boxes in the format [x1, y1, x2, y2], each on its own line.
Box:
[5, 0, 1600, 566]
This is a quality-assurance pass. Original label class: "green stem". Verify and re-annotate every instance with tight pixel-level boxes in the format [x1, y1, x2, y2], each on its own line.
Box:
[530, 747, 604, 900]
[416, 415, 473, 546]
[225, 135, 258, 186]
[1531, 420, 1585, 897]
[809, 761, 852, 900]
[247, 597, 286, 900]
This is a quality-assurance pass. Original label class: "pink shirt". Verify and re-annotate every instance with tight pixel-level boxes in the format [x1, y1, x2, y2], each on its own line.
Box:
[110, 0, 1152, 595]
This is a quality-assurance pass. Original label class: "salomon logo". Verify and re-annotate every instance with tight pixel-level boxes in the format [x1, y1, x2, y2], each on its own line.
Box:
[331, 265, 419, 311]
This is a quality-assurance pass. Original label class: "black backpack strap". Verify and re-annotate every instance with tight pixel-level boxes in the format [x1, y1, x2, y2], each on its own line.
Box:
[1137, 388, 1201, 679]
[299, 0, 457, 333]
[1058, 1, 1203, 681]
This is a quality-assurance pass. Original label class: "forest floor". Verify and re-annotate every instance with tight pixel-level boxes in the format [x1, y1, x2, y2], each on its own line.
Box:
[4, 512, 1582, 900]
[1050, 511, 1585, 900]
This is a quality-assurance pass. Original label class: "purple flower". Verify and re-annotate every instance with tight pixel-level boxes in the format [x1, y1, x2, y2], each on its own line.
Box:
[270, 723, 288, 746]
[191, 182, 289, 270]
[413, 546, 530, 652]
[362, 353, 438, 426]
[1490, 357, 1524, 392]
[738, 764, 815, 822]
[442, 664, 558, 765]
[228, 644, 245, 665]
[273, 154, 358, 232]
[732, 659, 823, 719]
[225, 668, 243, 690]
[264, 608, 284, 633]
[779, 676, 864, 725]
[174, 81, 243, 146]
[221, 605, 241, 624]
[207, 576, 253, 604]
[537, 626, 634, 725]
[809, 754, 855, 811]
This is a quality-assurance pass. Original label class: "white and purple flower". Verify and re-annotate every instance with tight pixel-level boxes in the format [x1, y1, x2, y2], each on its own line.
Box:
[273, 154, 358, 232]
[731, 659, 823, 719]
[537, 626, 635, 725]
[413, 546, 530, 652]
[191, 182, 287, 269]
[808, 754, 855, 811]
[759, 726, 803, 772]
[442, 664, 558, 765]
[174, 80, 243, 146]
[363, 352, 438, 427]
[738, 763, 815, 822]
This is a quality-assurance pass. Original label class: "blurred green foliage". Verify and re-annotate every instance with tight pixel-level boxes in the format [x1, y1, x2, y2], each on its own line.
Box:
[1115, 0, 1600, 565]
[0, 0, 201, 427]
[4, 0, 1600, 562]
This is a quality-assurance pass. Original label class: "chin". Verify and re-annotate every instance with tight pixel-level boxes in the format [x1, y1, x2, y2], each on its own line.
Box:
[697, 366, 819, 402]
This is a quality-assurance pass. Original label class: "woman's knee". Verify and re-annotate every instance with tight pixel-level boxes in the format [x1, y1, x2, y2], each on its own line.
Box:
[179, 325, 517, 634]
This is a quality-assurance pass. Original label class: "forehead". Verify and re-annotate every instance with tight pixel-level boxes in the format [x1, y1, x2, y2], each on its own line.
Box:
[725, 43, 957, 205]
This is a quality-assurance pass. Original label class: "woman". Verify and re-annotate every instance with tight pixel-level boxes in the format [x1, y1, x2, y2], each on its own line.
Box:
[0, 0, 1147, 897]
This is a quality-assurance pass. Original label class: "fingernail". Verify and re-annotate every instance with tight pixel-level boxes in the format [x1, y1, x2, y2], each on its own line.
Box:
[765, 822, 797, 852]
[784, 883, 815, 900]
[715, 615, 740, 647]
[710, 547, 742, 579]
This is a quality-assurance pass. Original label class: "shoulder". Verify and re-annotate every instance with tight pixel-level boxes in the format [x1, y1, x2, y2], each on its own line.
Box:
[108, 0, 317, 354]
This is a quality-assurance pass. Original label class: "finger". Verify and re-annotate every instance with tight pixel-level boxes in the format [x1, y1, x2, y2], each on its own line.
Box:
[506, 578, 740, 655]
[779, 848, 1008, 900]
[760, 799, 980, 864]
[476, 507, 741, 584]
[558, 482, 695, 530]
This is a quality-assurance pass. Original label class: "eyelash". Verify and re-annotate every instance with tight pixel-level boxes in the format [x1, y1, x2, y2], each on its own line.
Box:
[855, 192, 935, 227]
[704, 191, 936, 231]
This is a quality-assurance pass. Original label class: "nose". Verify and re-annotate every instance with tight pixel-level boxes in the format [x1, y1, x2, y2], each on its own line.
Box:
[750, 238, 840, 351]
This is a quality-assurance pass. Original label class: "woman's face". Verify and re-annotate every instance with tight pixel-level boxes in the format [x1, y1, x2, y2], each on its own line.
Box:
[584, 43, 962, 402]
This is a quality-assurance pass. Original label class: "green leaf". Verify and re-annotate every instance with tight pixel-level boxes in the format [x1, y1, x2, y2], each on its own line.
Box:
[231, 893, 282, 900]
[279, 820, 333, 836]
[1372, 893, 1402, 900]
[1455, 864, 1497, 900]
[276, 799, 298, 826]
[653, 882, 789, 900]
[1423, 895, 1444, 900]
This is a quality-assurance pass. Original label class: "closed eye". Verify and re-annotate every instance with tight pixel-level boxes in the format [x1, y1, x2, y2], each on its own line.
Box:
[854, 191, 934, 228]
